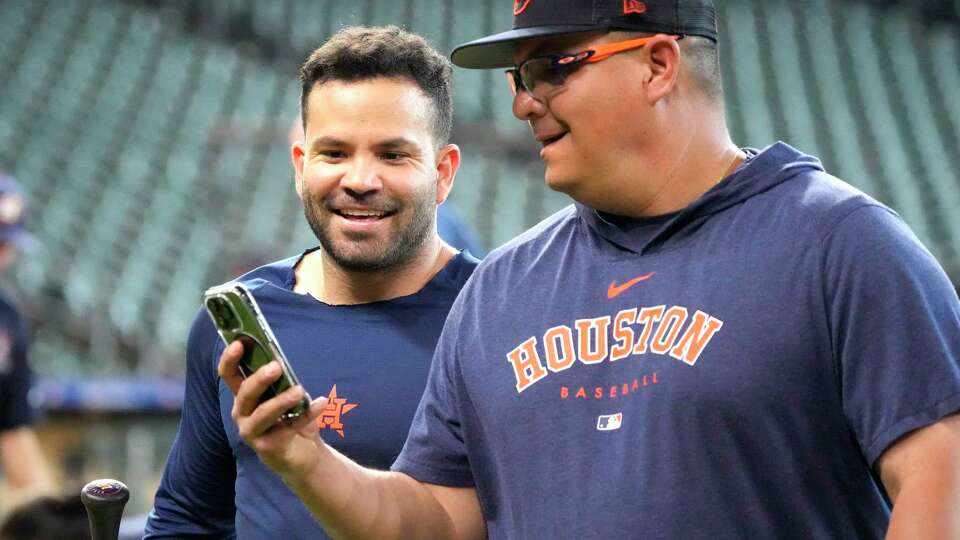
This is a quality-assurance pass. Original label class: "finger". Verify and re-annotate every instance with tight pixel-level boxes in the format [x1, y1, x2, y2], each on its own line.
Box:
[218, 341, 246, 395]
[239, 385, 308, 440]
[291, 396, 329, 437]
[233, 360, 284, 418]
[308, 396, 328, 421]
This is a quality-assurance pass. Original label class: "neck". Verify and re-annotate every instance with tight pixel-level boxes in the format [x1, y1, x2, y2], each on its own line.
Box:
[293, 235, 456, 305]
[605, 103, 744, 218]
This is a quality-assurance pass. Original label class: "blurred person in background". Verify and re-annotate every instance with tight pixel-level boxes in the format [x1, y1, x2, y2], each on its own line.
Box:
[144, 26, 479, 538]
[0, 175, 52, 510]
[0, 493, 87, 540]
[217, 1, 960, 538]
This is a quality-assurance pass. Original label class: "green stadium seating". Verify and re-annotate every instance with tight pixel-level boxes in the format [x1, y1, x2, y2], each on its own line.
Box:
[841, 4, 934, 248]
[797, 0, 879, 196]
[720, 2, 778, 148]
[758, 2, 824, 159]
[1, 0, 957, 377]
[881, 11, 960, 262]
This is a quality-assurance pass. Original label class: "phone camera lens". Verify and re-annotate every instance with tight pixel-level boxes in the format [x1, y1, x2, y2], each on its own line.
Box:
[207, 297, 241, 332]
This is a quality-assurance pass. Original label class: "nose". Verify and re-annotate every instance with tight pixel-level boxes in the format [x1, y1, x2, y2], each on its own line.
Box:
[340, 157, 381, 195]
[512, 88, 547, 121]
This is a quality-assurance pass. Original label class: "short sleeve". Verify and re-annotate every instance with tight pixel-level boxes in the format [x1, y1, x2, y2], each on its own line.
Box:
[824, 205, 960, 465]
[392, 291, 476, 487]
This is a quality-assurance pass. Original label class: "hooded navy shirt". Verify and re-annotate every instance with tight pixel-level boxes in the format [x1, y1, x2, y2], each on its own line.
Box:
[146, 250, 478, 539]
[394, 143, 960, 539]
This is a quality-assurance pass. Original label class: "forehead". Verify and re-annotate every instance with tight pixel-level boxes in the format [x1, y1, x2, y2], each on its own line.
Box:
[512, 31, 608, 63]
[304, 77, 434, 143]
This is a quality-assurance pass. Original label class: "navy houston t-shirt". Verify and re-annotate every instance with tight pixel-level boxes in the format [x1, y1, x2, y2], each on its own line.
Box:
[146, 251, 478, 539]
[394, 143, 960, 539]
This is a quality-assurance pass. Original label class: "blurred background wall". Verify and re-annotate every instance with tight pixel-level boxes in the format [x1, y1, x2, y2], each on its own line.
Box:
[0, 0, 957, 517]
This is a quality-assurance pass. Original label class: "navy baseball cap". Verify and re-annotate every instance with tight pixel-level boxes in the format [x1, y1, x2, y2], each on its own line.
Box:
[451, 0, 718, 69]
[0, 175, 34, 249]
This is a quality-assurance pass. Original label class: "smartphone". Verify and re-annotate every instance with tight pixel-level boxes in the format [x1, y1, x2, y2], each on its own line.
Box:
[203, 282, 310, 421]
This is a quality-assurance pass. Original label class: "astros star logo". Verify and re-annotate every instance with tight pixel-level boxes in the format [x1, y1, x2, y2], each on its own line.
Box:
[316, 384, 359, 438]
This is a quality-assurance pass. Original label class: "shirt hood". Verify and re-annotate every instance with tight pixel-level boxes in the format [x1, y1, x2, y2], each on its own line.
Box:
[577, 142, 825, 254]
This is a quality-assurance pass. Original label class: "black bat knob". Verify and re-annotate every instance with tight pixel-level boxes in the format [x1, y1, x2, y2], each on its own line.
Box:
[80, 479, 130, 540]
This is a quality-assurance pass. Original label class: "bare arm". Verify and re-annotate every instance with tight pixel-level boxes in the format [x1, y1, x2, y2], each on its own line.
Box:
[877, 413, 960, 540]
[218, 341, 487, 540]
[0, 427, 52, 491]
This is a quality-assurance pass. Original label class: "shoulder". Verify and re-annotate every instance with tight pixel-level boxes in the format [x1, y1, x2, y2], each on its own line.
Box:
[395, 251, 481, 309]
[791, 171, 878, 216]
[751, 166, 895, 243]
[821, 203, 938, 274]
[229, 254, 301, 293]
[442, 251, 481, 290]
[187, 255, 298, 363]
[192, 254, 299, 343]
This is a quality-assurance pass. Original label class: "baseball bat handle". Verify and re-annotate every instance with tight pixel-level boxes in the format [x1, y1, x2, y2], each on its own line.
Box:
[80, 479, 130, 540]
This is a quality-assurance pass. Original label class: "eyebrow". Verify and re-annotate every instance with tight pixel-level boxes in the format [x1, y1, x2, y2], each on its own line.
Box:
[309, 136, 349, 153]
[374, 137, 420, 151]
[308, 136, 422, 153]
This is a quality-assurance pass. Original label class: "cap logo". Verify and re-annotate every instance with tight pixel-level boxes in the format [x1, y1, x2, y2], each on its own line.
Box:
[623, 0, 647, 15]
[513, 0, 531, 16]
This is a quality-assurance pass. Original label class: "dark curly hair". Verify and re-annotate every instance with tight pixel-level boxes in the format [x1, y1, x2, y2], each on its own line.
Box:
[299, 26, 453, 147]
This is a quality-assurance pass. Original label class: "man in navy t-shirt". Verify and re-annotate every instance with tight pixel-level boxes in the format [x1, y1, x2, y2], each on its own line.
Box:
[144, 26, 478, 538]
[221, 2, 960, 539]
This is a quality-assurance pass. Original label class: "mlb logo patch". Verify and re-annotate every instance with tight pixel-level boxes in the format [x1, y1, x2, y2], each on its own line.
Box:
[597, 413, 623, 431]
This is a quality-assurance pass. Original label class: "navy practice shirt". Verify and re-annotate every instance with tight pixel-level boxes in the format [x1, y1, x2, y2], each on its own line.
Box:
[146, 250, 477, 539]
[394, 143, 960, 539]
[0, 294, 34, 431]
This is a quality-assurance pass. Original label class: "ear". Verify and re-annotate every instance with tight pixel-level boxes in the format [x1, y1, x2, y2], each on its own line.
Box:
[644, 35, 682, 103]
[291, 139, 306, 200]
[434, 143, 461, 205]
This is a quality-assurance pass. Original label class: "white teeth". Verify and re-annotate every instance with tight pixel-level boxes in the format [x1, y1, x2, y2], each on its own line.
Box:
[340, 210, 384, 218]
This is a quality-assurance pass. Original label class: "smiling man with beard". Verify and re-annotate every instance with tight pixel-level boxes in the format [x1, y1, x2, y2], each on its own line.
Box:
[144, 26, 479, 539]
[297, 79, 442, 276]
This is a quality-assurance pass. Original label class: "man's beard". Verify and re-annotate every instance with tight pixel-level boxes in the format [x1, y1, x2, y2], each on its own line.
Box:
[302, 184, 437, 272]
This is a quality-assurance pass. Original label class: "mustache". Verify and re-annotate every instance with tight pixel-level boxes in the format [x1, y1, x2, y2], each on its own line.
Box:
[315, 193, 401, 214]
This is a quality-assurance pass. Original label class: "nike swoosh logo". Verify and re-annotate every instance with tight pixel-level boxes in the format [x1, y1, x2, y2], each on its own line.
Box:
[607, 272, 657, 299]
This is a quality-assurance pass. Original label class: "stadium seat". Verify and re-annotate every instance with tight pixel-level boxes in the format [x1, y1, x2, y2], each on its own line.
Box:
[719, 2, 778, 148]
[881, 10, 960, 261]
[3, 0, 958, 379]
[840, 4, 934, 249]
[797, 0, 880, 196]
[759, 2, 824, 159]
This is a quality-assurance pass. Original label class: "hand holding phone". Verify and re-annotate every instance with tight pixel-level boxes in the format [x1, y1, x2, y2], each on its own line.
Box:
[203, 283, 310, 420]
